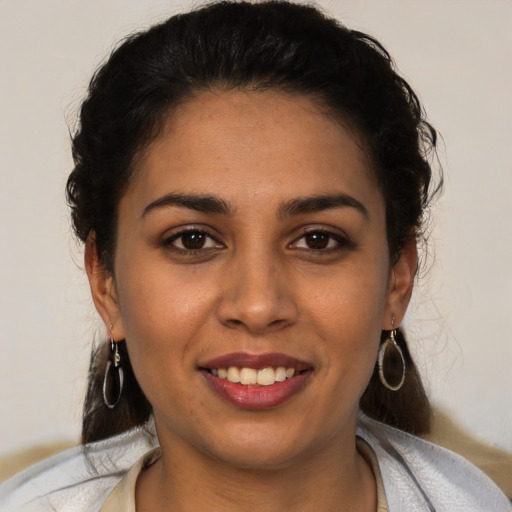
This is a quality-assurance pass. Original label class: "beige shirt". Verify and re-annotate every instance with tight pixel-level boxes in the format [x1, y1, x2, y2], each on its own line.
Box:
[99, 438, 389, 512]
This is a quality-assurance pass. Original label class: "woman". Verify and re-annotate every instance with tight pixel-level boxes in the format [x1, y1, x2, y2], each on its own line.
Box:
[0, 1, 509, 510]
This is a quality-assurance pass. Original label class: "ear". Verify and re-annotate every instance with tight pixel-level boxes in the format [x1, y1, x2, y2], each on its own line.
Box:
[382, 238, 418, 330]
[84, 234, 125, 341]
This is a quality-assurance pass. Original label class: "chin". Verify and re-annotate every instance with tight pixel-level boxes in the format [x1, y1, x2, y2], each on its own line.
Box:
[196, 416, 329, 471]
[209, 439, 306, 471]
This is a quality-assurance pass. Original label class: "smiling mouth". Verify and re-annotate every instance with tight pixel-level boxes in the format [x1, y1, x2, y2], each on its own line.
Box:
[199, 352, 313, 409]
[206, 366, 302, 386]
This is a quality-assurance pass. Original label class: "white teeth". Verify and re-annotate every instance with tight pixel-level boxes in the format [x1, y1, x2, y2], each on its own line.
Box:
[256, 367, 275, 386]
[213, 366, 299, 386]
[275, 367, 287, 382]
[239, 368, 257, 385]
[227, 367, 240, 383]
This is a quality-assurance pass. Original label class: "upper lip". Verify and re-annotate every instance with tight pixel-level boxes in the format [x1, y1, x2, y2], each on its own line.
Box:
[199, 351, 312, 371]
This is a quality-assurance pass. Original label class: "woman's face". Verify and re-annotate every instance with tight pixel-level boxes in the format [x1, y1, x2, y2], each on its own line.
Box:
[89, 90, 414, 469]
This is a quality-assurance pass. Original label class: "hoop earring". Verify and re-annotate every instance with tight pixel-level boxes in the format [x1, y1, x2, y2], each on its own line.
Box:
[103, 335, 124, 409]
[378, 327, 406, 391]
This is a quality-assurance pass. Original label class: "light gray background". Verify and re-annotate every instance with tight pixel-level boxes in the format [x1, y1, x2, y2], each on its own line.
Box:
[1, 0, 511, 455]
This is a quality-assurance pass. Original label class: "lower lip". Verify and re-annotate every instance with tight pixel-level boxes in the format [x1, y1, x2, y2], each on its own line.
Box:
[202, 370, 312, 410]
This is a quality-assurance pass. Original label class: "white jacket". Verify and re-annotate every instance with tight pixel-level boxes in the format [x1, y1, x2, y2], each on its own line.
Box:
[0, 414, 510, 511]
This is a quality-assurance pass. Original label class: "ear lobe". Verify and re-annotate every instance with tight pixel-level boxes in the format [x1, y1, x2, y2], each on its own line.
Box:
[383, 239, 418, 329]
[84, 234, 124, 340]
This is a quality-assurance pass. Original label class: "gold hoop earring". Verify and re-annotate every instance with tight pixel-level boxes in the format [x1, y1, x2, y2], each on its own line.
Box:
[103, 326, 124, 409]
[378, 326, 406, 391]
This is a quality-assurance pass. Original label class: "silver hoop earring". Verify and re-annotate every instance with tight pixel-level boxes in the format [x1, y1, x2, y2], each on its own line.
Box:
[103, 338, 124, 409]
[378, 328, 406, 391]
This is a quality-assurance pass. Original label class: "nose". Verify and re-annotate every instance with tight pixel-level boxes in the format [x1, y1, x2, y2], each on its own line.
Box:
[216, 248, 299, 334]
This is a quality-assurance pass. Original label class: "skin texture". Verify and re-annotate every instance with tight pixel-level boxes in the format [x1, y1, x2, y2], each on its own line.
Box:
[86, 90, 416, 511]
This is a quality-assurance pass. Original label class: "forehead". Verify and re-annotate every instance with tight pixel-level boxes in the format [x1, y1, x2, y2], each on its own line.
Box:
[127, 89, 382, 214]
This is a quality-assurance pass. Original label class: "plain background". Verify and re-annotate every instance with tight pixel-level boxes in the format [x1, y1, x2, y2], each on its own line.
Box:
[0, 0, 511, 456]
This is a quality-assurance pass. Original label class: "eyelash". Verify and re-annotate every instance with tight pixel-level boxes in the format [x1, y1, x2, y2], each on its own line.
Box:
[162, 227, 354, 257]
[162, 228, 224, 255]
[289, 228, 354, 253]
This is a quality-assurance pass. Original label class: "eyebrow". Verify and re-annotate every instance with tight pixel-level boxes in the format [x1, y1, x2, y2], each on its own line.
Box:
[279, 194, 368, 219]
[141, 192, 368, 220]
[142, 193, 233, 218]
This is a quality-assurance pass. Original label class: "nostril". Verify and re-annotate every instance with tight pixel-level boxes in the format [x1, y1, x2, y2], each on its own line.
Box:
[226, 319, 243, 328]
[224, 316, 292, 333]
[216, 283, 300, 333]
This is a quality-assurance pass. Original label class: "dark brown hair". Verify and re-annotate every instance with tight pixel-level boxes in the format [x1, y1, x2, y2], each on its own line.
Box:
[67, 1, 440, 444]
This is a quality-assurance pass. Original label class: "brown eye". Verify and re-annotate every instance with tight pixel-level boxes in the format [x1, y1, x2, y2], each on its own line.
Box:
[181, 231, 207, 250]
[290, 229, 353, 253]
[165, 229, 222, 253]
[304, 232, 330, 249]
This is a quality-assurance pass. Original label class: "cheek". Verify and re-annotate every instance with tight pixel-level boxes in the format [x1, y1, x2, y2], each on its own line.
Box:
[304, 261, 388, 375]
[116, 249, 214, 337]
[113, 259, 217, 394]
[307, 263, 388, 329]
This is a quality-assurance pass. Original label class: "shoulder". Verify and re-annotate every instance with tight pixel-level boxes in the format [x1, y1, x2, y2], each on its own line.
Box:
[357, 414, 512, 512]
[0, 427, 157, 512]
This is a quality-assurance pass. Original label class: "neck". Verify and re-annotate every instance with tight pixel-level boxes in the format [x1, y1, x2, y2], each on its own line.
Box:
[136, 428, 376, 512]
